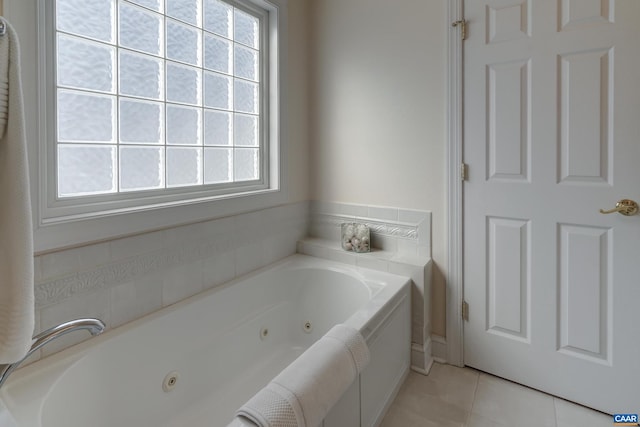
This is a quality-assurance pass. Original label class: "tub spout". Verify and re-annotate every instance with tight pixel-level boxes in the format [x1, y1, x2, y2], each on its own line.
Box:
[0, 318, 106, 390]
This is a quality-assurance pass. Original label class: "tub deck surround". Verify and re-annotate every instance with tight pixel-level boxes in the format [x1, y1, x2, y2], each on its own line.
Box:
[298, 236, 433, 374]
[307, 202, 433, 373]
[1, 255, 411, 427]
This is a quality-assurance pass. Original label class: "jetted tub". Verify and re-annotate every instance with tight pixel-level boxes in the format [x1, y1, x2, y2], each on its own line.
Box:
[0, 255, 411, 427]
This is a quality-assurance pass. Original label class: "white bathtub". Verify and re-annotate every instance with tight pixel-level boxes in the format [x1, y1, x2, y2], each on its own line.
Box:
[0, 254, 411, 427]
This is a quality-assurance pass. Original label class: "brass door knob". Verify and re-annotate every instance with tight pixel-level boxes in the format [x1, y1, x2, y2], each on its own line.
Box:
[599, 199, 639, 216]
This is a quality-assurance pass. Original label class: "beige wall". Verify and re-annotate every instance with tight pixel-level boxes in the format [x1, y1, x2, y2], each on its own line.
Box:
[287, 0, 311, 202]
[309, 0, 448, 336]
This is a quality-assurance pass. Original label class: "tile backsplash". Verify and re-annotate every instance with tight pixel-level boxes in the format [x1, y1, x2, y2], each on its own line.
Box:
[29, 201, 309, 362]
[309, 200, 431, 259]
[24, 200, 431, 367]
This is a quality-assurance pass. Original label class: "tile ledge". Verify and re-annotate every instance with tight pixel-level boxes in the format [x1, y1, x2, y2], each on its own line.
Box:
[298, 237, 431, 267]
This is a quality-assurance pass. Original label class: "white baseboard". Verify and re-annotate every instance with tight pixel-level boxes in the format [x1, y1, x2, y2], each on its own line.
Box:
[431, 334, 447, 363]
[410, 360, 434, 375]
[410, 338, 434, 374]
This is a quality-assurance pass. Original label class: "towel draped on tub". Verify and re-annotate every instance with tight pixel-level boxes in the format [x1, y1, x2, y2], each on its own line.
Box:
[234, 324, 370, 427]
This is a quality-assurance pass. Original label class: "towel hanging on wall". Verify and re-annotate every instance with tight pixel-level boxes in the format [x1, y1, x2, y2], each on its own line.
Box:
[0, 17, 35, 364]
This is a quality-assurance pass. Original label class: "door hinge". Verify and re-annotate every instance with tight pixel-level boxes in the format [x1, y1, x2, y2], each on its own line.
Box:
[462, 300, 469, 321]
[452, 19, 468, 41]
[461, 163, 468, 181]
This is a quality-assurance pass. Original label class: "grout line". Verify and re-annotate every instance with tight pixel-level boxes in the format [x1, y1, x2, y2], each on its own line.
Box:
[463, 370, 481, 426]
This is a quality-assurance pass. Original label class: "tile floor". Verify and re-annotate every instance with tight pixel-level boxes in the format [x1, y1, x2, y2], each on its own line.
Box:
[380, 363, 611, 427]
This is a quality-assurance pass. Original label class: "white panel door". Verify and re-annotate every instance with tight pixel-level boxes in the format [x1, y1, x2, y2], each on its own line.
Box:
[463, 0, 640, 414]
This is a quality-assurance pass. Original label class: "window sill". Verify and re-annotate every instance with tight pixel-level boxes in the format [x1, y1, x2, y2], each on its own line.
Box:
[34, 187, 287, 254]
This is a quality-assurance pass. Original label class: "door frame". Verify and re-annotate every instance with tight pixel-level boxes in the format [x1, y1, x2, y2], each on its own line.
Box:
[446, 0, 465, 367]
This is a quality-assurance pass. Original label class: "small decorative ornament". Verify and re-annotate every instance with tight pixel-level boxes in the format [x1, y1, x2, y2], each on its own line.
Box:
[341, 223, 370, 253]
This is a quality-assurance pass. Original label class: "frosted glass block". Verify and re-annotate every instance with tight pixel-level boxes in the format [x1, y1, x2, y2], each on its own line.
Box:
[204, 148, 232, 184]
[57, 0, 114, 42]
[119, 51, 163, 100]
[167, 147, 202, 187]
[234, 113, 258, 146]
[120, 146, 164, 191]
[57, 34, 115, 93]
[166, 104, 202, 145]
[204, 110, 232, 146]
[203, 0, 232, 38]
[166, 19, 201, 66]
[235, 148, 259, 181]
[166, 0, 200, 25]
[204, 72, 232, 110]
[58, 145, 116, 197]
[234, 9, 259, 49]
[119, 2, 163, 56]
[234, 45, 258, 81]
[204, 34, 232, 74]
[58, 90, 115, 143]
[120, 99, 163, 144]
[166, 62, 201, 105]
[128, 0, 163, 13]
[234, 80, 258, 114]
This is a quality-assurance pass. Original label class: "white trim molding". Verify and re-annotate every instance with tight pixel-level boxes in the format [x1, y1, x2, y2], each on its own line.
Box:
[411, 339, 434, 375]
[430, 334, 448, 364]
[446, 0, 465, 367]
[311, 213, 418, 240]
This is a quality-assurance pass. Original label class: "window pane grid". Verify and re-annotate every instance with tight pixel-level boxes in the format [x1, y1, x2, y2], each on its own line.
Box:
[55, 0, 263, 198]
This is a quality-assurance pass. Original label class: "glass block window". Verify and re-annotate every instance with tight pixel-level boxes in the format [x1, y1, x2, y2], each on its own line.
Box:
[55, 0, 263, 198]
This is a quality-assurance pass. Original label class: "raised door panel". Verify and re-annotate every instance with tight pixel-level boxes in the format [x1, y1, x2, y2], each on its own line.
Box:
[558, 48, 613, 185]
[559, 0, 614, 31]
[557, 224, 612, 364]
[486, 0, 532, 44]
[486, 217, 530, 342]
[487, 60, 531, 182]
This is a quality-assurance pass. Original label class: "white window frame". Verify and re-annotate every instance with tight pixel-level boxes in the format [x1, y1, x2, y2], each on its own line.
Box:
[15, 0, 287, 252]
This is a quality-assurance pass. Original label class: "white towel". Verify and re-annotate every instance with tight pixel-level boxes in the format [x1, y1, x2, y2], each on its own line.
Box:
[236, 324, 370, 427]
[227, 417, 257, 427]
[0, 18, 35, 364]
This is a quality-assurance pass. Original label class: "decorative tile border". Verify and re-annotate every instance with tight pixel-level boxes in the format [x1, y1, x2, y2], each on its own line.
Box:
[36, 242, 209, 308]
[35, 202, 309, 309]
[311, 213, 419, 240]
[309, 201, 431, 258]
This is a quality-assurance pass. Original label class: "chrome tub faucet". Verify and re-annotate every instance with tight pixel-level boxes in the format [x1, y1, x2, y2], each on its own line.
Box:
[0, 318, 106, 390]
